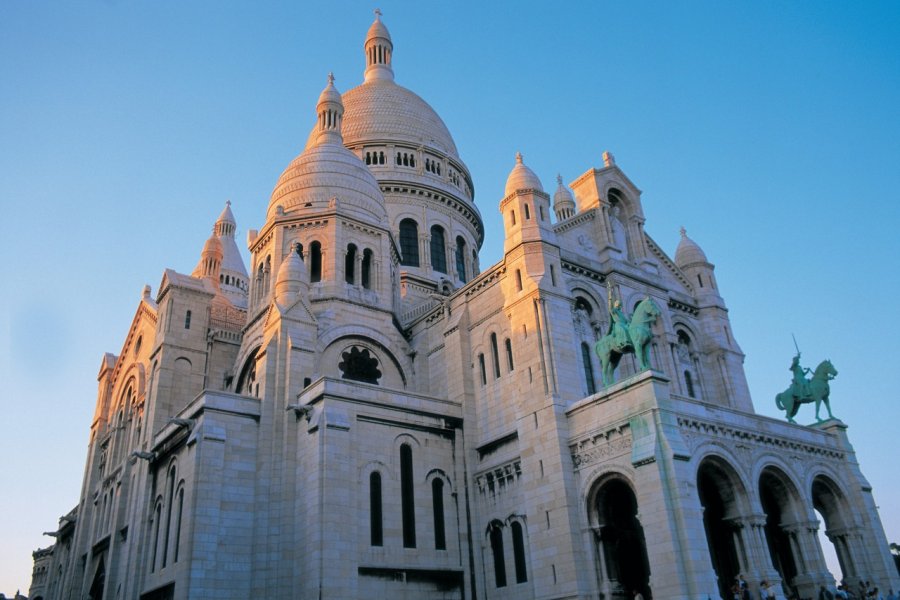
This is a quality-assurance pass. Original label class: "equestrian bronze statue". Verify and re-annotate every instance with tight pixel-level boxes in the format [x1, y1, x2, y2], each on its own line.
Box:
[594, 286, 661, 387]
[775, 352, 838, 424]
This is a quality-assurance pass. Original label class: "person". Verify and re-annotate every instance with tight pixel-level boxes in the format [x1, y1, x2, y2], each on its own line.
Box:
[837, 584, 849, 600]
[608, 299, 630, 347]
[820, 585, 835, 600]
[761, 581, 777, 600]
[790, 352, 810, 399]
[633, 589, 644, 600]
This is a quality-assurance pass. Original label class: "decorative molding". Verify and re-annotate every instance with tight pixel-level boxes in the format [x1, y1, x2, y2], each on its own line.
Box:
[475, 458, 522, 497]
[570, 426, 633, 469]
[677, 416, 845, 460]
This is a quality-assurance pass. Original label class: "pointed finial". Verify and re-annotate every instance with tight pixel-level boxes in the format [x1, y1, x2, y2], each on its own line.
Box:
[226, 199, 231, 207]
[374, 8, 382, 19]
[603, 150, 616, 167]
[515, 151, 523, 164]
[556, 174, 563, 185]
[328, 71, 335, 85]
[680, 226, 687, 238]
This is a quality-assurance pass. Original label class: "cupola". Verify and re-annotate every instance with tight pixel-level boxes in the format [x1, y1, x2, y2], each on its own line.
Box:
[504, 152, 544, 197]
[553, 174, 576, 221]
[675, 227, 720, 297]
[316, 72, 344, 146]
[193, 233, 223, 285]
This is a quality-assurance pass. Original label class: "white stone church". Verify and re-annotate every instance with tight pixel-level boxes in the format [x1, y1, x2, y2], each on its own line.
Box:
[29, 12, 899, 600]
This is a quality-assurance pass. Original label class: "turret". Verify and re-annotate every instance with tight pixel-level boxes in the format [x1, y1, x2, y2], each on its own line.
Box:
[501, 152, 556, 254]
[192, 233, 223, 286]
[675, 227, 721, 304]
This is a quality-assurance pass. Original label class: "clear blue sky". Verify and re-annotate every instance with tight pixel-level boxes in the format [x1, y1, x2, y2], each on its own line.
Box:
[2, 0, 899, 593]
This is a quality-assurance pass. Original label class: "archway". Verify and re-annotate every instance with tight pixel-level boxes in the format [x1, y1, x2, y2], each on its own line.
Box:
[592, 478, 651, 598]
[812, 475, 855, 582]
[759, 468, 804, 593]
[698, 457, 748, 598]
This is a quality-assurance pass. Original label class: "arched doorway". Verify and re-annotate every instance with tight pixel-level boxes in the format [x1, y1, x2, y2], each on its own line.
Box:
[759, 468, 804, 594]
[812, 475, 855, 582]
[698, 458, 748, 598]
[592, 478, 651, 598]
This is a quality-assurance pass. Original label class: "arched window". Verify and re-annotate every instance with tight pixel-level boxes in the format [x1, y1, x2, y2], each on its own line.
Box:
[581, 342, 596, 395]
[505, 338, 514, 372]
[310, 241, 322, 282]
[511, 521, 528, 583]
[455, 236, 467, 283]
[430, 225, 447, 273]
[490, 333, 501, 379]
[151, 502, 162, 573]
[490, 523, 507, 588]
[345, 244, 357, 284]
[478, 354, 487, 386]
[184, 310, 191, 330]
[432, 479, 446, 550]
[370, 472, 383, 546]
[515, 269, 523, 292]
[379, 151, 385, 165]
[401, 444, 416, 548]
[362, 249, 373, 289]
[399, 219, 420, 267]
[524, 203, 530, 220]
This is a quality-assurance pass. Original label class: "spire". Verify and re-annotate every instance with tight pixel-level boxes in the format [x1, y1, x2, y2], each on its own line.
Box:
[315, 73, 344, 146]
[364, 9, 394, 83]
[275, 242, 309, 306]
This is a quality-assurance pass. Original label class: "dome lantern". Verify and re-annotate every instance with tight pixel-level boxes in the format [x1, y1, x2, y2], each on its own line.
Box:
[364, 8, 394, 83]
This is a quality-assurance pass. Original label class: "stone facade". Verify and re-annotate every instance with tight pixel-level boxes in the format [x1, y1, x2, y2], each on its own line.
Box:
[30, 12, 899, 600]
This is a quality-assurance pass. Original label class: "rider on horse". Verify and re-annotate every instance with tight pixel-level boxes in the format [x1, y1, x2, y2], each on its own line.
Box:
[790, 352, 811, 401]
[607, 281, 631, 348]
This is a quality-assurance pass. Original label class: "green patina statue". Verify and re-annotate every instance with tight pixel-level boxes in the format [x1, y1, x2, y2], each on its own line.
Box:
[775, 352, 838, 424]
[594, 282, 661, 387]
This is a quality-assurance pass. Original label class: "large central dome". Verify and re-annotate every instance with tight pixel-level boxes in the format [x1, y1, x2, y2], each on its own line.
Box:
[338, 80, 459, 158]
[303, 80, 459, 158]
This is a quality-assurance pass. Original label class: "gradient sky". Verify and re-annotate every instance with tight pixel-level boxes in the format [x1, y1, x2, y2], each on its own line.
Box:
[2, 0, 899, 593]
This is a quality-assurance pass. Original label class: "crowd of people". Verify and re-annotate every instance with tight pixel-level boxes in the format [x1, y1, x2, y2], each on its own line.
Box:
[725, 575, 896, 600]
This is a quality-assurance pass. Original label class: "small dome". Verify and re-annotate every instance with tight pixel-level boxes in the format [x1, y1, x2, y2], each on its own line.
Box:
[275, 244, 308, 304]
[268, 143, 387, 224]
[317, 72, 342, 108]
[504, 152, 543, 197]
[366, 9, 391, 43]
[553, 174, 575, 207]
[217, 201, 236, 226]
[674, 227, 709, 267]
[202, 235, 223, 258]
[269, 75, 387, 224]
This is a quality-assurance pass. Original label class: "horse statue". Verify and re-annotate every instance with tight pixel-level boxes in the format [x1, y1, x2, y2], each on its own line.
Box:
[594, 297, 661, 387]
[775, 358, 838, 424]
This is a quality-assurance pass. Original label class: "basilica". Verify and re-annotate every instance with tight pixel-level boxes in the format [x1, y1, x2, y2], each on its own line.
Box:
[29, 12, 899, 600]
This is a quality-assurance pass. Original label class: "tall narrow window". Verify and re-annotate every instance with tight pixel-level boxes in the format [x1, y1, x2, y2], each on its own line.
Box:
[151, 503, 161, 573]
[345, 244, 357, 284]
[184, 310, 191, 329]
[490, 333, 501, 378]
[455, 236, 467, 283]
[490, 524, 507, 588]
[370, 472, 383, 546]
[684, 371, 695, 398]
[478, 354, 487, 386]
[310, 241, 322, 282]
[511, 521, 528, 583]
[505, 338, 514, 371]
[400, 444, 416, 548]
[515, 269, 523, 291]
[162, 466, 176, 568]
[362, 249, 373, 289]
[524, 203, 530, 220]
[430, 225, 447, 274]
[581, 342, 596, 395]
[173, 488, 184, 563]
[432, 479, 446, 550]
[399, 219, 420, 267]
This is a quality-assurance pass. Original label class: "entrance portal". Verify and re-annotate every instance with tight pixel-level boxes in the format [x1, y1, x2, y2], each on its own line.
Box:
[593, 478, 651, 598]
[698, 458, 746, 598]
[760, 468, 803, 593]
